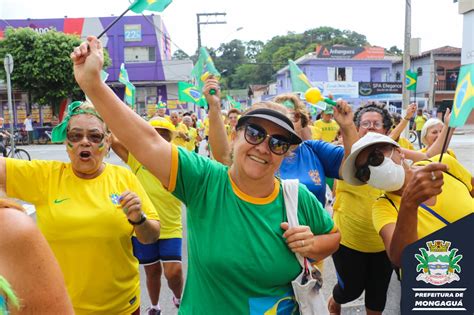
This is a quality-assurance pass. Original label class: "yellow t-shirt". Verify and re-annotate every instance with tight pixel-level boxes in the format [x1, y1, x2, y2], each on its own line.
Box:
[172, 123, 189, 148]
[185, 127, 198, 151]
[333, 180, 386, 252]
[203, 117, 210, 136]
[314, 119, 340, 142]
[414, 115, 427, 131]
[310, 125, 322, 140]
[372, 154, 473, 239]
[128, 154, 183, 239]
[5, 159, 159, 315]
[419, 147, 457, 159]
[398, 137, 415, 150]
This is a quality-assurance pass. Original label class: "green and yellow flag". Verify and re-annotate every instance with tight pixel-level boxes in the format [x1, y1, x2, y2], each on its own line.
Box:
[406, 70, 418, 91]
[178, 81, 207, 108]
[226, 95, 241, 110]
[118, 63, 136, 108]
[156, 101, 167, 109]
[289, 59, 312, 93]
[129, 0, 172, 13]
[191, 47, 220, 91]
[450, 64, 474, 127]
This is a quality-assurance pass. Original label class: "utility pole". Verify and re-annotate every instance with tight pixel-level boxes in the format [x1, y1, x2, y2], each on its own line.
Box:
[4, 54, 15, 154]
[196, 13, 227, 50]
[402, 0, 412, 111]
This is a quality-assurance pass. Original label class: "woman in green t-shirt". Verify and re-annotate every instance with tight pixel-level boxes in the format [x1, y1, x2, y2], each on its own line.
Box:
[72, 37, 342, 314]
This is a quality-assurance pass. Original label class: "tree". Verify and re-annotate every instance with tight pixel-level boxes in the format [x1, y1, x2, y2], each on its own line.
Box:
[245, 40, 264, 62]
[172, 49, 190, 60]
[387, 45, 403, 56]
[0, 27, 110, 113]
[215, 40, 247, 89]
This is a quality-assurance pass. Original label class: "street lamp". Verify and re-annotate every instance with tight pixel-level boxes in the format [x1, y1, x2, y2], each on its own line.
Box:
[222, 27, 244, 43]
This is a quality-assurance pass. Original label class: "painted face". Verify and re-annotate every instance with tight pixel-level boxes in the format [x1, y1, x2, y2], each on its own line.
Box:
[425, 124, 443, 147]
[232, 118, 290, 181]
[357, 112, 388, 137]
[228, 113, 239, 127]
[66, 115, 110, 178]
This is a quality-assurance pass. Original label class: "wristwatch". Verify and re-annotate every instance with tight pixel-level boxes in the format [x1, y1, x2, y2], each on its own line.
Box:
[128, 212, 147, 226]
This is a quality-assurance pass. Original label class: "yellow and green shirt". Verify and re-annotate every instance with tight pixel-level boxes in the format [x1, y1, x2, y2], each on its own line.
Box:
[128, 154, 182, 239]
[6, 159, 159, 315]
[333, 180, 386, 253]
[314, 119, 340, 142]
[372, 154, 473, 239]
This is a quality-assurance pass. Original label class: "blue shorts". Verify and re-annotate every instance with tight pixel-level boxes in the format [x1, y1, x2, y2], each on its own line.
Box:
[131, 237, 182, 265]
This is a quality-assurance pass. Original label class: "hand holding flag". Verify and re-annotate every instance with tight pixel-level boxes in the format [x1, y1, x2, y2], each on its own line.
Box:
[191, 47, 220, 95]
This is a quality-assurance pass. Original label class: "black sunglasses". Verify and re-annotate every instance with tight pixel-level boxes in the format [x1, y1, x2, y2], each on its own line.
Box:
[243, 124, 291, 155]
[66, 131, 105, 144]
[355, 148, 386, 182]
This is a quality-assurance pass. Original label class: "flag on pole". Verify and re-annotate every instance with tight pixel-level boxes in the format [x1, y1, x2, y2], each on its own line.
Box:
[118, 63, 136, 108]
[178, 81, 207, 108]
[405, 70, 418, 91]
[191, 47, 220, 91]
[226, 95, 241, 110]
[449, 63, 474, 127]
[129, 0, 172, 13]
[289, 59, 312, 93]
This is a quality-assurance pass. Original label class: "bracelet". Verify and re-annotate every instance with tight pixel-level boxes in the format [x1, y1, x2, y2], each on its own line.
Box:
[128, 212, 147, 226]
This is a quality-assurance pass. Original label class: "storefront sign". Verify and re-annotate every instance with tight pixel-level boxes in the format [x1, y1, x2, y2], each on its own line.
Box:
[315, 45, 385, 59]
[124, 24, 142, 42]
[359, 82, 403, 96]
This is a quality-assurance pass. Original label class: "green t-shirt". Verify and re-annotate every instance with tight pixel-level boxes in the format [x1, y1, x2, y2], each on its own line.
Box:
[169, 147, 335, 314]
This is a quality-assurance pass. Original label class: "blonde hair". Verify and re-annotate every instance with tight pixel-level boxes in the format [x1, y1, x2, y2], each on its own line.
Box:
[421, 118, 443, 146]
[273, 93, 310, 127]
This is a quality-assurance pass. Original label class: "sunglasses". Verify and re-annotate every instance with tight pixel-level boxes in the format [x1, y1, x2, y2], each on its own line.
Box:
[355, 147, 393, 182]
[66, 131, 105, 144]
[243, 124, 291, 155]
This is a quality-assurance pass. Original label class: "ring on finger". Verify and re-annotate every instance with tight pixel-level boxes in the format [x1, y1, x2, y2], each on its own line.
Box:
[301, 240, 305, 247]
[431, 171, 437, 181]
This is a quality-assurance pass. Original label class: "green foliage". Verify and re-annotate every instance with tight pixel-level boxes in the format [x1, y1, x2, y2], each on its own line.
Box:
[0, 27, 111, 113]
[172, 49, 190, 60]
[448, 249, 462, 273]
[415, 248, 429, 272]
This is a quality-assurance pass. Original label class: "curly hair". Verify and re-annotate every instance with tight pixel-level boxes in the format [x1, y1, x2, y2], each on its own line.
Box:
[353, 102, 392, 131]
[273, 93, 309, 128]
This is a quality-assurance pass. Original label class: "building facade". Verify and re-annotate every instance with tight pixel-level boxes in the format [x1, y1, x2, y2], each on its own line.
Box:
[0, 15, 193, 127]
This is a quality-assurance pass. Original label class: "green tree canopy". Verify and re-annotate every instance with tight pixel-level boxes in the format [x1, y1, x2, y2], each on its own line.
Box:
[0, 27, 111, 113]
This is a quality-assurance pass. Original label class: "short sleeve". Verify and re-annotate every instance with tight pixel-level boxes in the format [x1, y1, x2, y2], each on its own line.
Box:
[306, 140, 344, 179]
[372, 197, 398, 234]
[6, 159, 53, 205]
[169, 146, 227, 205]
[297, 184, 335, 235]
[439, 154, 472, 191]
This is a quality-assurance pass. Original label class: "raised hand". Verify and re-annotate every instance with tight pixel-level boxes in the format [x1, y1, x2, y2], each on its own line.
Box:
[70, 36, 104, 89]
[401, 163, 447, 207]
[203, 76, 221, 109]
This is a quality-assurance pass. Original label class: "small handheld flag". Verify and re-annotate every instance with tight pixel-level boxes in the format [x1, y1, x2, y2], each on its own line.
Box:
[226, 95, 242, 110]
[178, 81, 207, 108]
[405, 70, 418, 91]
[191, 47, 220, 95]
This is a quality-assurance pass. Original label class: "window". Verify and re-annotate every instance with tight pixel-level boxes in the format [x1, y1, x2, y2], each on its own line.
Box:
[124, 46, 156, 63]
[336, 67, 346, 81]
[396, 71, 401, 81]
[417, 67, 423, 76]
[436, 66, 445, 76]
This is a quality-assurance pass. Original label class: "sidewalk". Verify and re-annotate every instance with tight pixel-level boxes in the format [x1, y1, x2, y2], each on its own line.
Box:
[454, 123, 474, 135]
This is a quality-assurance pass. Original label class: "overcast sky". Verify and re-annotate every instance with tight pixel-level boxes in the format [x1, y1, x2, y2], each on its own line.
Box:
[1, 0, 464, 56]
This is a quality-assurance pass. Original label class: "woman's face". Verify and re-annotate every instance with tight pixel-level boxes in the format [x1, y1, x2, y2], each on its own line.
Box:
[357, 112, 388, 137]
[232, 118, 290, 182]
[66, 115, 110, 178]
[228, 113, 239, 127]
[425, 124, 443, 147]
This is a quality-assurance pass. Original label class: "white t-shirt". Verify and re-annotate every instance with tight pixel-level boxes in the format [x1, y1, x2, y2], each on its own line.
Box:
[24, 118, 33, 131]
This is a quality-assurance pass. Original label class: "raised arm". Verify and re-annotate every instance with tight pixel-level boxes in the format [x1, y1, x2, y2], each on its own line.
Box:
[71, 36, 172, 187]
[332, 100, 358, 178]
[390, 103, 416, 141]
[205, 78, 233, 166]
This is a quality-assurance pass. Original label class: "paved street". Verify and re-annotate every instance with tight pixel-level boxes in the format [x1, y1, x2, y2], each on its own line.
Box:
[17, 132, 473, 314]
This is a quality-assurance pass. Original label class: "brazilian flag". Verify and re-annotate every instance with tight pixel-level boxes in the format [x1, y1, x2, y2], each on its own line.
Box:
[191, 47, 220, 91]
[178, 82, 207, 108]
[129, 0, 172, 13]
[406, 70, 418, 91]
[450, 64, 474, 127]
[289, 59, 312, 93]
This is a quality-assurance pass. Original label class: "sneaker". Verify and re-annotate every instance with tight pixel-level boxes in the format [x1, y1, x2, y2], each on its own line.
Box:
[146, 307, 161, 315]
[173, 296, 181, 308]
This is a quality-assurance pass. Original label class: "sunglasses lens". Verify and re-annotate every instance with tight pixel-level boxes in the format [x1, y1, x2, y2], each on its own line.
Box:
[245, 125, 266, 145]
[269, 136, 291, 155]
[88, 133, 105, 143]
[355, 167, 370, 182]
[66, 132, 83, 143]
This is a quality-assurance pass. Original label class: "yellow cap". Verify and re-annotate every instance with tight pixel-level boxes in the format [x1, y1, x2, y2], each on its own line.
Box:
[149, 117, 176, 131]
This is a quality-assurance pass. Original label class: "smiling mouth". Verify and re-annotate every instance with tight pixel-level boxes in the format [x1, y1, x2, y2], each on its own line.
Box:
[248, 155, 268, 164]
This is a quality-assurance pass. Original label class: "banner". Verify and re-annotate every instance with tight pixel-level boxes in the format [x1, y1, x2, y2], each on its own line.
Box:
[315, 45, 384, 59]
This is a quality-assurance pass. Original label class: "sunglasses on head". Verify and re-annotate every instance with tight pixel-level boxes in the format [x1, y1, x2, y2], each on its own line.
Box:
[66, 130, 105, 144]
[355, 147, 394, 182]
[243, 123, 292, 155]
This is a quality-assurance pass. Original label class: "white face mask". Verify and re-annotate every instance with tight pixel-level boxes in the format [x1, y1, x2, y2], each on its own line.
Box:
[367, 152, 405, 192]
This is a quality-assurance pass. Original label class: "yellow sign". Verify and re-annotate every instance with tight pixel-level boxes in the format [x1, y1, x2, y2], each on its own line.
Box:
[42, 105, 52, 123]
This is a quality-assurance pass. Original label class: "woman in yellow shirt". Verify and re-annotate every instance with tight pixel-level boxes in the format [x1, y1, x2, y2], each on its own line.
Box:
[420, 114, 457, 158]
[0, 101, 161, 315]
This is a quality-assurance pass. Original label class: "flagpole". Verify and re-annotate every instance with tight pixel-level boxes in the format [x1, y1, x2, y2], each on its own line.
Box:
[97, 8, 131, 39]
[438, 126, 451, 162]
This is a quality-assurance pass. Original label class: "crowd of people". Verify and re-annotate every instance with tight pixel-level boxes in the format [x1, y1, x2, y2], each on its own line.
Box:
[0, 35, 472, 315]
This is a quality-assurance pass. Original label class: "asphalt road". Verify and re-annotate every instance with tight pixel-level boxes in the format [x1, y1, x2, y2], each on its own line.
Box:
[18, 132, 473, 314]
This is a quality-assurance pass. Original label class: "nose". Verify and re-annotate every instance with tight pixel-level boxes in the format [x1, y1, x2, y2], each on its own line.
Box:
[253, 136, 271, 155]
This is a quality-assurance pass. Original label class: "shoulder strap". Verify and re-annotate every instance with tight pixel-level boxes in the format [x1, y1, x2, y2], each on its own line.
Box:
[282, 179, 305, 268]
